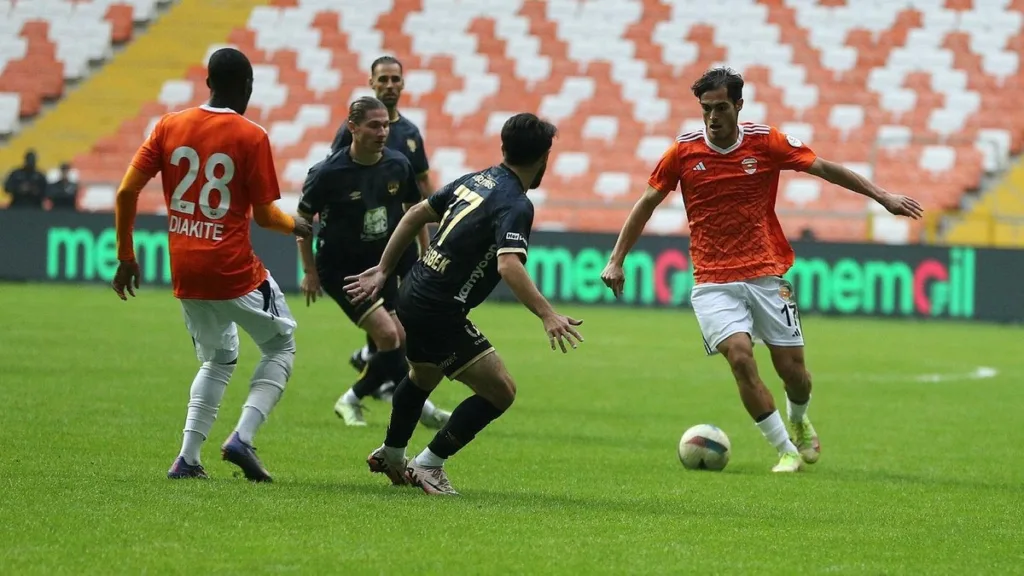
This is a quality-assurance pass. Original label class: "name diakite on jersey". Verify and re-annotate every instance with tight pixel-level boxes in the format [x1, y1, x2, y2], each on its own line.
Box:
[169, 214, 225, 241]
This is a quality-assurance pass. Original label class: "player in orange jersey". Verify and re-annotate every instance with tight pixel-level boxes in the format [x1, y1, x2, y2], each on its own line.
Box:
[601, 67, 923, 473]
[111, 48, 312, 482]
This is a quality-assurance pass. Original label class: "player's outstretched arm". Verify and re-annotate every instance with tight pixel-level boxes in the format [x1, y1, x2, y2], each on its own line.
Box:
[498, 253, 583, 353]
[112, 166, 153, 301]
[806, 158, 924, 219]
[601, 185, 670, 298]
[344, 200, 438, 303]
[253, 202, 312, 237]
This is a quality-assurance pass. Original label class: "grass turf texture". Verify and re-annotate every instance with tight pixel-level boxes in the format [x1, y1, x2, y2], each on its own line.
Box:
[1, 282, 1023, 574]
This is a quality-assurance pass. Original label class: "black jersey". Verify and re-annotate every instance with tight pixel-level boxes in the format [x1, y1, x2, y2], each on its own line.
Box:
[402, 164, 534, 315]
[298, 146, 421, 269]
[331, 114, 429, 177]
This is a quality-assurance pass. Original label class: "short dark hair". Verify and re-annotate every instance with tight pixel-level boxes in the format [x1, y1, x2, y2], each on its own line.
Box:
[691, 66, 744, 103]
[207, 48, 253, 95]
[501, 113, 557, 166]
[370, 55, 403, 76]
[348, 96, 387, 124]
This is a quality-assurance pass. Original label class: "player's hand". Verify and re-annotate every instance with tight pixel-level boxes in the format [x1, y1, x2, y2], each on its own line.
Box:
[293, 214, 313, 238]
[111, 260, 141, 301]
[879, 192, 924, 219]
[542, 312, 584, 353]
[600, 262, 625, 298]
[344, 266, 386, 305]
[300, 270, 323, 306]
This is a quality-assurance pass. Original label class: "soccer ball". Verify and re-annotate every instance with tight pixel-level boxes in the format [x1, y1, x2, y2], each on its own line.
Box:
[678, 424, 731, 471]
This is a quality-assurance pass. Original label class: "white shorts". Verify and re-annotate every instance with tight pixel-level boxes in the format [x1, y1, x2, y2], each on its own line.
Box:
[691, 276, 804, 356]
[180, 272, 297, 363]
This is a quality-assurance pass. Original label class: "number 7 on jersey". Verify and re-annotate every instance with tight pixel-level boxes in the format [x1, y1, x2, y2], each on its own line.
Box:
[436, 185, 483, 246]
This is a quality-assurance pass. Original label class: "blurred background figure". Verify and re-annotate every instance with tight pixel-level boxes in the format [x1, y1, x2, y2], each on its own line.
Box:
[4, 149, 46, 209]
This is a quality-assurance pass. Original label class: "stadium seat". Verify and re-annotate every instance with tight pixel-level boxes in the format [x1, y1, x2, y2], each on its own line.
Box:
[7, 0, 1024, 244]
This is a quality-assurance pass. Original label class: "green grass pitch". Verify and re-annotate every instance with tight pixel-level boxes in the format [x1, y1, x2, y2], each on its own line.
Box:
[1, 282, 1023, 574]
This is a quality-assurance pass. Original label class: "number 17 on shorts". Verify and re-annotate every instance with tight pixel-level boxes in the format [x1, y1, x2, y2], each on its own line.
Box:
[691, 276, 804, 356]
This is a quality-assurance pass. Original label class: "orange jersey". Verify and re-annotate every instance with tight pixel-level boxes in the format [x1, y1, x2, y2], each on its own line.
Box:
[130, 105, 281, 300]
[648, 123, 817, 284]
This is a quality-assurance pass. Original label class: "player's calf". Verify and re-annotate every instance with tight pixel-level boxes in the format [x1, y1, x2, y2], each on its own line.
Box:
[769, 345, 820, 464]
[719, 334, 801, 467]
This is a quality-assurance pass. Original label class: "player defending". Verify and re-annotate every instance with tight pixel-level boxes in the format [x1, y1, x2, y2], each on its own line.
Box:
[298, 96, 450, 429]
[111, 48, 312, 482]
[331, 56, 433, 388]
[344, 113, 584, 495]
[600, 67, 923, 473]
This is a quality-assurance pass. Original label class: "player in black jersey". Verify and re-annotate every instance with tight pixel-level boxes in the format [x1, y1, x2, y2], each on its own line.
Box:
[344, 113, 584, 495]
[331, 55, 433, 383]
[297, 96, 450, 429]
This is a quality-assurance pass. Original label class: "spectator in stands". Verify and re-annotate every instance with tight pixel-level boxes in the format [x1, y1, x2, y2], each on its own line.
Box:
[46, 162, 79, 211]
[4, 150, 47, 209]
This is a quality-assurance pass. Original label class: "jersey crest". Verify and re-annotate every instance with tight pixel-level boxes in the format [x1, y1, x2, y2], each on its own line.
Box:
[407, 138, 417, 153]
[387, 180, 400, 195]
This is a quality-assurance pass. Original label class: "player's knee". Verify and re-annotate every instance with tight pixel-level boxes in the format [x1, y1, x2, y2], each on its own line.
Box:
[489, 373, 516, 411]
[258, 334, 296, 382]
[723, 344, 757, 384]
[368, 322, 401, 351]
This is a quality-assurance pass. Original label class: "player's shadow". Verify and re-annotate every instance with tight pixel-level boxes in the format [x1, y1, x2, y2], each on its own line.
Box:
[273, 478, 737, 519]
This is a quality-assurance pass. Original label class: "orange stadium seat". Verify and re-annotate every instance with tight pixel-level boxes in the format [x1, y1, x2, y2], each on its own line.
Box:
[5, 0, 1024, 243]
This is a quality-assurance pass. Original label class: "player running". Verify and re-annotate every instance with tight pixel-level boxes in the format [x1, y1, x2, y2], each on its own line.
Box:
[331, 55, 433, 394]
[600, 67, 923, 473]
[111, 48, 312, 482]
[298, 96, 451, 429]
[344, 113, 584, 495]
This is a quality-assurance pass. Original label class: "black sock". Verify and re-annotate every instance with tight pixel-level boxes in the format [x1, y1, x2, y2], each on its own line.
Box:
[384, 376, 431, 448]
[352, 348, 403, 398]
[365, 334, 378, 355]
[427, 395, 505, 459]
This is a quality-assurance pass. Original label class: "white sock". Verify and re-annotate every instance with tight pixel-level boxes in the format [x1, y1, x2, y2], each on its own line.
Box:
[382, 445, 406, 461]
[755, 410, 798, 455]
[235, 379, 284, 444]
[179, 362, 232, 465]
[341, 388, 359, 405]
[787, 395, 810, 423]
[421, 399, 438, 418]
[414, 447, 445, 467]
[360, 345, 373, 361]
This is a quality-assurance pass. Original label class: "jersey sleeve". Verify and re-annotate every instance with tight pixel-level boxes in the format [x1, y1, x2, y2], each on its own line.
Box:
[130, 115, 165, 177]
[767, 126, 817, 172]
[247, 130, 282, 205]
[426, 179, 458, 217]
[402, 161, 421, 204]
[493, 198, 534, 260]
[297, 161, 330, 216]
[647, 140, 683, 194]
[330, 124, 352, 153]
[410, 132, 429, 175]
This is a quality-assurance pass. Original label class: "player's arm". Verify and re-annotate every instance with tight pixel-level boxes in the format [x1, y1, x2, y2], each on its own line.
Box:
[295, 160, 331, 277]
[805, 158, 923, 219]
[380, 200, 439, 276]
[402, 161, 431, 253]
[246, 131, 311, 237]
[602, 142, 679, 297]
[112, 119, 165, 300]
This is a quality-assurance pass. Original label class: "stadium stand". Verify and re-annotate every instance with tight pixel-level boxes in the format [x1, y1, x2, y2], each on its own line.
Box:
[3, 0, 1024, 245]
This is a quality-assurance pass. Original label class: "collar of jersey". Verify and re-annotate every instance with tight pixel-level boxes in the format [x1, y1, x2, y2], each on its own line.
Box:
[702, 124, 744, 155]
[199, 104, 237, 115]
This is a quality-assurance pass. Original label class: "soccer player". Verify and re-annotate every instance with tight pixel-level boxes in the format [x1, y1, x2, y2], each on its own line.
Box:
[111, 48, 312, 482]
[331, 55, 433, 389]
[344, 113, 584, 495]
[298, 96, 450, 429]
[601, 67, 923, 473]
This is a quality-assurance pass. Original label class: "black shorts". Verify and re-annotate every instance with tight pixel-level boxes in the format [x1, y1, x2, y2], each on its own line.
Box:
[320, 265, 399, 327]
[397, 303, 494, 379]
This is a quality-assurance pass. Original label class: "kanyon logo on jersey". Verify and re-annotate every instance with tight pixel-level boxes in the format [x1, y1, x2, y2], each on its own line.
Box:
[454, 244, 497, 303]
